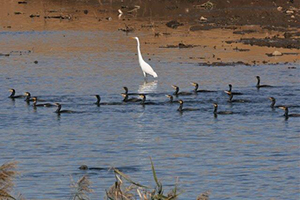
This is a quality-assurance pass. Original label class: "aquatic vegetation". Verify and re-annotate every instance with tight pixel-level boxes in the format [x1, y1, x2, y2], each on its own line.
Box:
[70, 175, 94, 200]
[105, 158, 183, 200]
[0, 160, 209, 200]
[0, 161, 18, 200]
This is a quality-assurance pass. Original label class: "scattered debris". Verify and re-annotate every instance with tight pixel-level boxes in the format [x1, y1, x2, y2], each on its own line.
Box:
[159, 43, 198, 48]
[190, 24, 216, 31]
[0, 53, 10, 57]
[198, 61, 250, 66]
[14, 12, 23, 15]
[44, 15, 72, 20]
[166, 20, 183, 29]
[277, 6, 283, 12]
[193, 1, 214, 10]
[29, 14, 40, 18]
[233, 47, 250, 51]
[118, 23, 134, 33]
[226, 38, 300, 49]
[233, 30, 257, 35]
[34, 60, 38, 64]
[83, 10, 88, 15]
[18, 1, 27, 4]
[266, 51, 299, 57]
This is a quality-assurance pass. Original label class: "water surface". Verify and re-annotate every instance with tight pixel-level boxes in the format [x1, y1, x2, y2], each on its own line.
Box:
[0, 30, 299, 199]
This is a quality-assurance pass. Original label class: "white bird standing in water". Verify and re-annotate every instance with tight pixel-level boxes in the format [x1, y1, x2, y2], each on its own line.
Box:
[132, 37, 158, 79]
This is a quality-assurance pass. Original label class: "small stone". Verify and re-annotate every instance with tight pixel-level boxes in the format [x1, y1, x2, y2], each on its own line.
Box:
[272, 50, 282, 56]
[34, 60, 38, 64]
[277, 6, 282, 12]
[200, 16, 208, 22]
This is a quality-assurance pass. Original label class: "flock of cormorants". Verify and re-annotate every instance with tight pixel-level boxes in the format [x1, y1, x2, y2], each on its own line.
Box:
[8, 76, 300, 119]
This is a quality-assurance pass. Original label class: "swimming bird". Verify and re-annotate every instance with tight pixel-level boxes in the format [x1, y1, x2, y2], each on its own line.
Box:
[268, 97, 284, 108]
[256, 76, 272, 88]
[139, 94, 156, 105]
[121, 93, 142, 102]
[24, 92, 34, 102]
[191, 82, 216, 93]
[279, 106, 300, 118]
[228, 92, 250, 103]
[213, 103, 233, 115]
[32, 97, 54, 107]
[172, 85, 193, 96]
[122, 86, 140, 95]
[177, 99, 199, 112]
[132, 37, 158, 78]
[8, 89, 24, 98]
[224, 84, 243, 95]
[54, 103, 74, 113]
[165, 95, 174, 103]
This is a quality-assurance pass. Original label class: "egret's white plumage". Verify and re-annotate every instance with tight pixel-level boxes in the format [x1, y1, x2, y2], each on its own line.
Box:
[133, 37, 158, 78]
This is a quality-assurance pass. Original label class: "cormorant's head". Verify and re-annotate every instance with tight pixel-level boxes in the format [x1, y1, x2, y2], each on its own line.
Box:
[269, 97, 275, 101]
[79, 165, 88, 170]
[279, 106, 287, 110]
[256, 76, 260, 80]
[123, 87, 128, 92]
[32, 97, 37, 101]
[9, 89, 15, 92]
[24, 92, 31, 96]
[178, 99, 184, 104]
[213, 103, 218, 108]
[229, 84, 232, 88]
[139, 94, 146, 99]
[166, 94, 173, 100]
[171, 85, 178, 90]
[190, 82, 198, 87]
[54, 103, 61, 107]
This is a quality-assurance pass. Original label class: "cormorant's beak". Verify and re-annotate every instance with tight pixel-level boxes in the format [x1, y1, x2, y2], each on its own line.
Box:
[268, 97, 273, 101]
[54, 103, 60, 106]
[278, 106, 285, 110]
[190, 82, 196, 86]
[171, 85, 177, 89]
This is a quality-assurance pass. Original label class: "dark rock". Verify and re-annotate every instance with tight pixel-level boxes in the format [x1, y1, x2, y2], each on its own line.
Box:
[166, 20, 183, 29]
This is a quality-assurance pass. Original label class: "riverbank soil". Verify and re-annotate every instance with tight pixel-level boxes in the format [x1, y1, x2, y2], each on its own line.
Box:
[0, 0, 299, 65]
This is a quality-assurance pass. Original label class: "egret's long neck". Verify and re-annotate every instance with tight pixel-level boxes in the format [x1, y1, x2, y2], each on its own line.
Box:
[136, 38, 143, 62]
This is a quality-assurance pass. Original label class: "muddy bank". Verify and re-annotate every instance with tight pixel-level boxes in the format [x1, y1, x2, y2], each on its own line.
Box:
[0, 0, 299, 66]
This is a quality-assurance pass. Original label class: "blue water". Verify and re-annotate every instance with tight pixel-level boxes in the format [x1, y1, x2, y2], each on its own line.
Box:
[0, 30, 299, 199]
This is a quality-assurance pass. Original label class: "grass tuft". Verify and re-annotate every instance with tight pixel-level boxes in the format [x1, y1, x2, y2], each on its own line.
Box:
[0, 161, 19, 200]
[70, 175, 94, 200]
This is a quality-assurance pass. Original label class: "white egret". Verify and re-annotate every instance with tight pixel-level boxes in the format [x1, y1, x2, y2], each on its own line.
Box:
[132, 37, 158, 78]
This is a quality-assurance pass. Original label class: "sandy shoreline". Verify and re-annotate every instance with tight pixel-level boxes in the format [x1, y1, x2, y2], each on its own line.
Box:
[0, 0, 299, 65]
